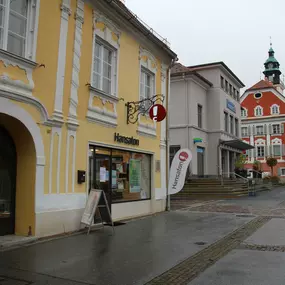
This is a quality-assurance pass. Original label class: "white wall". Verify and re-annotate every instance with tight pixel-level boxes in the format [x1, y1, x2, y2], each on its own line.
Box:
[170, 80, 187, 126]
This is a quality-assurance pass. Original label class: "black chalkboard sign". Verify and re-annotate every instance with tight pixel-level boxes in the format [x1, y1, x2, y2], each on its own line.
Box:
[81, 189, 114, 234]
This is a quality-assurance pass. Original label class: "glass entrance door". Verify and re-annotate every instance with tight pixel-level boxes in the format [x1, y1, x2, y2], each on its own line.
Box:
[197, 147, 205, 177]
[92, 147, 112, 210]
[0, 126, 16, 236]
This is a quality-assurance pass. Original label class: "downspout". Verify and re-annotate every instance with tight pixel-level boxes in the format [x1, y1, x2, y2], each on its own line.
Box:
[166, 58, 177, 211]
[218, 140, 223, 185]
[186, 76, 190, 176]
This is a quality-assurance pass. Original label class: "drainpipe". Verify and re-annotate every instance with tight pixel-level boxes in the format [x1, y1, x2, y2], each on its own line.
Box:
[218, 140, 223, 185]
[165, 58, 177, 211]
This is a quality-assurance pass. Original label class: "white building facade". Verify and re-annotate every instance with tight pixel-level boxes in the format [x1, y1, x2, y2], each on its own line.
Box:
[170, 62, 252, 177]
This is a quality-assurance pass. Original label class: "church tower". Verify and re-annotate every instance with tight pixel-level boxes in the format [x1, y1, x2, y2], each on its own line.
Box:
[263, 43, 284, 93]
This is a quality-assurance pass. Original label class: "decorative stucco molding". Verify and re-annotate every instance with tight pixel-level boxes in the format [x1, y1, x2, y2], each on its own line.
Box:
[68, 0, 84, 129]
[53, 0, 71, 123]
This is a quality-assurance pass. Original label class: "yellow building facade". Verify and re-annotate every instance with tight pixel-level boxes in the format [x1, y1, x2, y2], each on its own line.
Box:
[0, 0, 176, 237]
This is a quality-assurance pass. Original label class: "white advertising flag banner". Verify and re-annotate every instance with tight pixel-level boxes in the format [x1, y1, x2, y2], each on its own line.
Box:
[168, 148, 192, 195]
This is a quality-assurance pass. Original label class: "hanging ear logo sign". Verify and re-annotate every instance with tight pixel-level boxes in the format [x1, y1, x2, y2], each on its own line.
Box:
[149, 104, 167, 122]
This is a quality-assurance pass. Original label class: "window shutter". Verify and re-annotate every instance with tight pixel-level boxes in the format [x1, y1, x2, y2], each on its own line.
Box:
[269, 124, 272, 134]
[248, 126, 251, 135]
[281, 144, 285, 156]
[253, 148, 256, 158]
[281, 124, 284, 134]
[264, 124, 267, 135]
[252, 125, 256, 135]
[265, 145, 268, 157]
[278, 168, 281, 176]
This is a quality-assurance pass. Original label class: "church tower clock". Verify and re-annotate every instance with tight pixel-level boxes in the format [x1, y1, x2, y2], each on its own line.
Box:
[263, 44, 281, 85]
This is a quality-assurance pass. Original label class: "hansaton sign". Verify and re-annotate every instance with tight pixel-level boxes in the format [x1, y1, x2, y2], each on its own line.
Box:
[149, 104, 167, 122]
[168, 149, 192, 195]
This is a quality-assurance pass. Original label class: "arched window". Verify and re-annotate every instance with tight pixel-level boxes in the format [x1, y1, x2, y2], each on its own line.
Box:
[254, 106, 263, 117]
[271, 104, 280, 115]
[271, 138, 282, 157]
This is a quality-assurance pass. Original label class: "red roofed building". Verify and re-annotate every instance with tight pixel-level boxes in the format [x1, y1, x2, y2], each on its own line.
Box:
[240, 45, 285, 178]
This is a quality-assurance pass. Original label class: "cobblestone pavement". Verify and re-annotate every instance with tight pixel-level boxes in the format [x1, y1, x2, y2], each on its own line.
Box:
[145, 216, 271, 285]
[147, 189, 285, 285]
[170, 199, 218, 210]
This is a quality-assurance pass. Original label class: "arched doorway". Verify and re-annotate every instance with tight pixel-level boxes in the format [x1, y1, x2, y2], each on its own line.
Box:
[0, 126, 17, 236]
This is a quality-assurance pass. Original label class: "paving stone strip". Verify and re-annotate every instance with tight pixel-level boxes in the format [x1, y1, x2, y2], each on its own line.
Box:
[145, 216, 271, 285]
[239, 243, 285, 252]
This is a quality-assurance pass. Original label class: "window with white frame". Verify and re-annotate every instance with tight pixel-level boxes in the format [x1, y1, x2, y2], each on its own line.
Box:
[273, 144, 281, 157]
[140, 67, 154, 102]
[0, 0, 35, 58]
[271, 104, 280, 115]
[241, 108, 247, 117]
[241, 127, 248, 136]
[272, 124, 280, 134]
[254, 106, 263, 116]
[256, 146, 265, 157]
[256, 126, 264, 135]
[280, 168, 285, 176]
[92, 39, 117, 95]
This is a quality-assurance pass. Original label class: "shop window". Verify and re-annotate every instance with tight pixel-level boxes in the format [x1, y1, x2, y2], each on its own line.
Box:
[89, 146, 151, 203]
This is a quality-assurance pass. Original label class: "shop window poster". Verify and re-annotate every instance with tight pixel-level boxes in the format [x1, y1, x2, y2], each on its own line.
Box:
[129, 159, 141, 193]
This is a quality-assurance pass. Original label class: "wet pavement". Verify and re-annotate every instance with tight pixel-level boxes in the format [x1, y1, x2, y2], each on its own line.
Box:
[0, 211, 251, 285]
[1, 187, 285, 285]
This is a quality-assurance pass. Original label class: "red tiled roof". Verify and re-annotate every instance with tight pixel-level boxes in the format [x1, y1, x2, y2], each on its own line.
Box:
[171, 63, 213, 87]
[171, 63, 190, 74]
[247, 79, 275, 91]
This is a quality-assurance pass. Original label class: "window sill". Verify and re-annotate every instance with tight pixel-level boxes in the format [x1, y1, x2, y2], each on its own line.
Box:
[0, 49, 37, 69]
[89, 86, 119, 103]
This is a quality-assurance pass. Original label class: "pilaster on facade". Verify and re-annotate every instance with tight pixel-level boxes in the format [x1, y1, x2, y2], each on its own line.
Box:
[65, 127, 77, 193]
[68, 0, 84, 128]
[53, 0, 71, 123]
[49, 127, 62, 194]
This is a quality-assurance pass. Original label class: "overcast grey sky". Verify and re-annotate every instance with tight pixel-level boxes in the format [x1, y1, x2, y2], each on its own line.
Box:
[126, 0, 285, 91]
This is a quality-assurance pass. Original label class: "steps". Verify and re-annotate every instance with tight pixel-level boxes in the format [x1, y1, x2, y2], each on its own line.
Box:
[172, 178, 250, 199]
